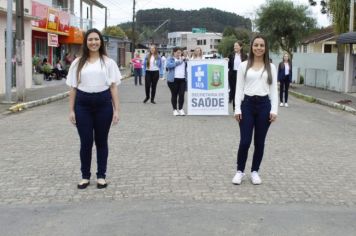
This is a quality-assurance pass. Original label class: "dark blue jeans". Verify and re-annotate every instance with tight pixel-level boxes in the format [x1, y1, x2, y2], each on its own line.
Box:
[237, 95, 271, 172]
[279, 76, 290, 103]
[134, 68, 142, 85]
[75, 89, 113, 179]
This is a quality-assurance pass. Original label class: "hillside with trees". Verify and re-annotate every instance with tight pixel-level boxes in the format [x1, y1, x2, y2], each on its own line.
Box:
[119, 8, 251, 43]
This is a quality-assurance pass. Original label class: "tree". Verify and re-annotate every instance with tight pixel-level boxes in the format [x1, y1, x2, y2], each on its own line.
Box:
[315, 0, 351, 33]
[218, 35, 237, 57]
[219, 27, 251, 57]
[102, 26, 126, 38]
[256, 0, 316, 57]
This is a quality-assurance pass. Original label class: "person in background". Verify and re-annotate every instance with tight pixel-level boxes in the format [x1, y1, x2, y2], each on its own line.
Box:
[166, 47, 187, 116]
[142, 45, 164, 104]
[232, 35, 278, 185]
[228, 41, 247, 111]
[161, 52, 167, 80]
[131, 53, 143, 86]
[277, 53, 292, 107]
[53, 59, 67, 79]
[191, 47, 203, 60]
[66, 28, 121, 189]
[41, 58, 54, 81]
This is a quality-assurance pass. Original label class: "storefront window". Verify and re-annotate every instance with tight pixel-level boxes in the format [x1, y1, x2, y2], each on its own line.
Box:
[34, 38, 48, 59]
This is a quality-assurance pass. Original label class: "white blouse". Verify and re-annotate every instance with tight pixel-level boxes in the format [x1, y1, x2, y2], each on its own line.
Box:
[234, 61, 278, 115]
[66, 57, 121, 93]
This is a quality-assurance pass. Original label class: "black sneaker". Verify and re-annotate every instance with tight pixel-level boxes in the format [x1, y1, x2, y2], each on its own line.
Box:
[143, 98, 149, 103]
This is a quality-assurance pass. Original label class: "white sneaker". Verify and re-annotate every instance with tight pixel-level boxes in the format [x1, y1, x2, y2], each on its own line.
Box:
[178, 109, 185, 116]
[284, 103, 289, 107]
[279, 103, 284, 107]
[251, 171, 262, 185]
[173, 110, 179, 116]
[232, 171, 245, 185]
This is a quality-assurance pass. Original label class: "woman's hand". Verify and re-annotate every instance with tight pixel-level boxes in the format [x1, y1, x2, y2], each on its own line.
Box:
[69, 111, 76, 125]
[112, 110, 119, 125]
[234, 114, 242, 122]
[269, 113, 277, 123]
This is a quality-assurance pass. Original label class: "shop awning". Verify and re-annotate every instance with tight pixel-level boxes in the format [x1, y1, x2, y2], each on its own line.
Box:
[337, 32, 356, 44]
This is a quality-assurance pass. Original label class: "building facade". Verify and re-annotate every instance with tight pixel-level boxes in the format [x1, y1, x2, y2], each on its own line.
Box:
[167, 31, 222, 56]
[0, 0, 33, 94]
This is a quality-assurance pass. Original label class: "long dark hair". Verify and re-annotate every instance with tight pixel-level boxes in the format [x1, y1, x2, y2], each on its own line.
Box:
[244, 35, 272, 85]
[76, 28, 107, 83]
[279, 52, 292, 69]
[146, 45, 158, 68]
[235, 41, 247, 61]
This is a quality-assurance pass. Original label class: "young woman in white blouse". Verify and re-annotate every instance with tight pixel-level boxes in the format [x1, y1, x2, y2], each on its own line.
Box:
[66, 28, 121, 189]
[232, 35, 278, 185]
[142, 45, 163, 104]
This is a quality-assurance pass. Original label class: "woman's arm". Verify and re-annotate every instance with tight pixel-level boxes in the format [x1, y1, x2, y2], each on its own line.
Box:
[110, 84, 120, 125]
[69, 87, 77, 125]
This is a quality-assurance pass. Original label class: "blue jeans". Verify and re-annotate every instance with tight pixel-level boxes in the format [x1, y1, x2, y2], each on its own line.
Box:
[134, 68, 142, 85]
[237, 95, 271, 172]
[75, 89, 113, 179]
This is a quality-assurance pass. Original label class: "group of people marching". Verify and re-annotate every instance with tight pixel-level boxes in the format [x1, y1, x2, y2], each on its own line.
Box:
[65, 28, 292, 189]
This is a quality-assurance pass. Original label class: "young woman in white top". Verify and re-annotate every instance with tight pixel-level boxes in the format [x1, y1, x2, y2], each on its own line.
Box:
[142, 45, 163, 104]
[228, 41, 248, 111]
[277, 53, 292, 107]
[232, 35, 278, 185]
[166, 47, 187, 116]
[66, 28, 121, 189]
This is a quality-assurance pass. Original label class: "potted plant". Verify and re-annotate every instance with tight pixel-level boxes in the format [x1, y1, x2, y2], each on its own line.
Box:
[32, 55, 43, 85]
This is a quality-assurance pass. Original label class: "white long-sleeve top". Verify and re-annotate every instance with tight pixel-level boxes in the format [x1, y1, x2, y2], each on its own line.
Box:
[234, 61, 278, 115]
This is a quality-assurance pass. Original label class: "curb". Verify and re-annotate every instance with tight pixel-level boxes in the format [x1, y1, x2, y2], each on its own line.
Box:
[289, 90, 356, 115]
[7, 74, 131, 114]
[8, 91, 69, 112]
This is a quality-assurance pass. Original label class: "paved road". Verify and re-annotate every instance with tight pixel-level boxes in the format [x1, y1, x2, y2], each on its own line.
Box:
[0, 78, 355, 235]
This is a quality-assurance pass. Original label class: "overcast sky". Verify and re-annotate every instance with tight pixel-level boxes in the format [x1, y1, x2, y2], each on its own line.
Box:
[88, 0, 331, 30]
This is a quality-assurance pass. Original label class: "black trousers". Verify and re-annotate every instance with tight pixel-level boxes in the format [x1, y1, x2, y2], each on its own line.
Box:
[229, 70, 237, 109]
[279, 76, 290, 103]
[75, 89, 113, 179]
[145, 70, 159, 101]
[167, 79, 186, 110]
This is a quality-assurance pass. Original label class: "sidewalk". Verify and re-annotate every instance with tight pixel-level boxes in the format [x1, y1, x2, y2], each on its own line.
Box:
[0, 68, 131, 115]
[1, 74, 356, 115]
[289, 84, 356, 114]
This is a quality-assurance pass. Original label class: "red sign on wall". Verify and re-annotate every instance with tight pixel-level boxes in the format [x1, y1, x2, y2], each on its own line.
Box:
[31, 1, 70, 35]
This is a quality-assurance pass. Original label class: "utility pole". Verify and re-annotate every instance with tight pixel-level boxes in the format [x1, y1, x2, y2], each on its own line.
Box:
[15, 0, 25, 102]
[350, 0, 355, 32]
[132, 0, 136, 56]
[104, 7, 107, 30]
[4, 0, 14, 103]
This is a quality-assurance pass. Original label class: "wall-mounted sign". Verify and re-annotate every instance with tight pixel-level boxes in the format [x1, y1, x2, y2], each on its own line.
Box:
[48, 33, 59, 47]
[31, 1, 70, 35]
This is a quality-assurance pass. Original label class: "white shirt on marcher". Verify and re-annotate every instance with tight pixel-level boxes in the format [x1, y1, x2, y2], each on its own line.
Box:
[234, 61, 278, 115]
[233, 53, 242, 71]
[174, 58, 185, 79]
[284, 62, 290, 75]
[66, 57, 121, 93]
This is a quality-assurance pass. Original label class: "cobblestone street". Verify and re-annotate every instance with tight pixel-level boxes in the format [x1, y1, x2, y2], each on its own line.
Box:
[0, 78, 356, 235]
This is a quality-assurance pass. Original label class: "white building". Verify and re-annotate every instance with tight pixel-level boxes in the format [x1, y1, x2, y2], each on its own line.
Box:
[0, 0, 33, 95]
[167, 31, 222, 56]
